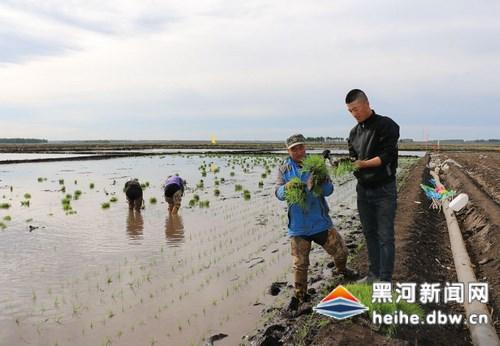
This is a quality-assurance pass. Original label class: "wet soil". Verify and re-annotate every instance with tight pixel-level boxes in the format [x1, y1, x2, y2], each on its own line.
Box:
[249, 156, 476, 345]
[445, 152, 500, 205]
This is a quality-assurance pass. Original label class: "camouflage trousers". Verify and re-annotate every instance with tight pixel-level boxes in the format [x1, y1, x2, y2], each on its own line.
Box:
[291, 227, 348, 301]
[165, 189, 183, 210]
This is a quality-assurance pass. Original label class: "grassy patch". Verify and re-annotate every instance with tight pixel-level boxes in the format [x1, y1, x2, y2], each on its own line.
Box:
[345, 283, 425, 336]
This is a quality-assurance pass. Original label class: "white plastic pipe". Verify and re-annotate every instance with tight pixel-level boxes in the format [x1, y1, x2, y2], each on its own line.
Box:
[430, 169, 499, 346]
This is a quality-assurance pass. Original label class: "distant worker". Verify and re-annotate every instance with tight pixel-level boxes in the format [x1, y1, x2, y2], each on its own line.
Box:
[275, 133, 358, 316]
[164, 175, 186, 214]
[124, 178, 144, 211]
[345, 89, 400, 283]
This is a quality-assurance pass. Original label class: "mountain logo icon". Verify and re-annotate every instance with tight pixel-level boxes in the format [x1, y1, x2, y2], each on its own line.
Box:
[313, 285, 368, 320]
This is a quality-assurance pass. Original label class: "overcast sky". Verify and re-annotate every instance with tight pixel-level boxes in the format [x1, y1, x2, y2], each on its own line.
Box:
[1, 1, 499, 141]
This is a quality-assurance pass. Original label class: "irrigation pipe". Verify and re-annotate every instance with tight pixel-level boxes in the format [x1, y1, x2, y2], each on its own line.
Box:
[429, 165, 499, 346]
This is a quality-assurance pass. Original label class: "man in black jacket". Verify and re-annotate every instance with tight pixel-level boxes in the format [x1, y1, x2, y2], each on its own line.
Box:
[346, 89, 400, 283]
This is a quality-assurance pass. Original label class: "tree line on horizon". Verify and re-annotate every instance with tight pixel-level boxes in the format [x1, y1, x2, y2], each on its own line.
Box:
[0, 138, 48, 144]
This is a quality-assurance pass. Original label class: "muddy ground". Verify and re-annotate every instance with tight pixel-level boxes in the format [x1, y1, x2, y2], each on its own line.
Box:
[247, 155, 495, 345]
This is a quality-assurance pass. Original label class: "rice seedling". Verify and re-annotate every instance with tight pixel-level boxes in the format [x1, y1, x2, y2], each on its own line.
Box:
[243, 190, 251, 200]
[200, 200, 210, 208]
[74, 180, 78, 185]
[37, 177, 44, 182]
[74, 190, 82, 200]
[58, 179, 64, 185]
[89, 182, 95, 189]
[235, 184, 243, 192]
[193, 194, 200, 202]
[284, 177, 307, 209]
[20, 200, 30, 207]
[60, 186, 66, 193]
[0, 222, 6, 230]
[220, 177, 225, 183]
[3, 215, 11, 221]
[9, 186, 13, 192]
[214, 189, 220, 196]
[110, 196, 118, 203]
[101, 202, 111, 209]
[149, 197, 157, 204]
[258, 180, 264, 188]
[261, 173, 267, 179]
[301, 155, 330, 196]
[0, 203, 10, 209]
[188, 199, 197, 207]
[230, 171, 235, 177]
[196, 180, 204, 189]
[61, 197, 72, 211]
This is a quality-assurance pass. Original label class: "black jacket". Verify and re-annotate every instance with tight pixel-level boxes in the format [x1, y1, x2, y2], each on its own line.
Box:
[348, 111, 400, 188]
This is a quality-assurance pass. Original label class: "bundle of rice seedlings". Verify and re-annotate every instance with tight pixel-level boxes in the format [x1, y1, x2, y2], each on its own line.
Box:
[301, 155, 330, 196]
[284, 177, 307, 209]
[331, 158, 357, 177]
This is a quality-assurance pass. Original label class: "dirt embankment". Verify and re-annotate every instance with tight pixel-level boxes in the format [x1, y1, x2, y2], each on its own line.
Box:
[440, 152, 500, 335]
[248, 156, 474, 345]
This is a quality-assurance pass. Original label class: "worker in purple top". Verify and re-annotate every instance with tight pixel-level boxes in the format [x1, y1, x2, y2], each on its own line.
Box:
[164, 175, 186, 214]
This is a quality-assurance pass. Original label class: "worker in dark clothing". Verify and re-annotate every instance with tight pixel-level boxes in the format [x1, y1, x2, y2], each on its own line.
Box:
[345, 89, 400, 283]
[124, 178, 143, 211]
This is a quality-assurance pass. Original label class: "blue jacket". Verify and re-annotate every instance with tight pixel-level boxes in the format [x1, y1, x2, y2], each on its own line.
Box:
[275, 156, 334, 237]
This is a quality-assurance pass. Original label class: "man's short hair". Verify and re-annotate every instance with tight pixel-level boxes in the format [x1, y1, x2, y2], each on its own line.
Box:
[345, 89, 368, 104]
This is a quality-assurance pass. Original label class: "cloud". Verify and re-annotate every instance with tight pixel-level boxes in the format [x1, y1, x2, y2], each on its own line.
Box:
[0, 0, 499, 140]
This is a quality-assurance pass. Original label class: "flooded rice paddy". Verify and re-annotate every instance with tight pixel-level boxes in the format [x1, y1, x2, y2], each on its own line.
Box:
[0, 153, 414, 345]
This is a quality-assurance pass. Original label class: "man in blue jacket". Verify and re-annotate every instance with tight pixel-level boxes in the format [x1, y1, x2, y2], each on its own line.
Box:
[275, 133, 357, 313]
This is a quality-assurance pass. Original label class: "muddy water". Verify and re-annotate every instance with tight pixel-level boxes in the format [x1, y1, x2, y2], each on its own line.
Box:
[0, 155, 286, 345]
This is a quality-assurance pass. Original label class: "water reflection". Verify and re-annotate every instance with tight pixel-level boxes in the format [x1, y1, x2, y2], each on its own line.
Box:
[126, 210, 144, 241]
[165, 214, 184, 246]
